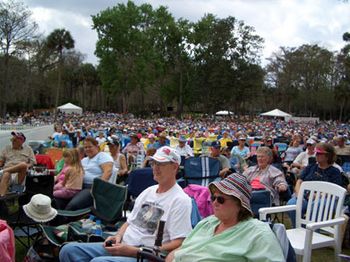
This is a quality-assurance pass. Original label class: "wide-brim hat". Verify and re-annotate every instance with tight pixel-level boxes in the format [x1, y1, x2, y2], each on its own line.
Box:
[209, 173, 253, 215]
[23, 194, 57, 223]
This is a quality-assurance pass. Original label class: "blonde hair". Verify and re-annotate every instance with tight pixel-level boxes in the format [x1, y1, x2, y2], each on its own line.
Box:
[62, 148, 84, 175]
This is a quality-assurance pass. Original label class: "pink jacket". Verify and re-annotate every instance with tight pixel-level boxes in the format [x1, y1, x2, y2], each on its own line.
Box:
[184, 184, 213, 218]
[0, 219, 15, 262]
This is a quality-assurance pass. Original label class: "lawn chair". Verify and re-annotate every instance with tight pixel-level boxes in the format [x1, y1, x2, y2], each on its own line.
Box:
[56, 178, 128, 225]
[259, 181, 347, 262]
[250, 190, 272, 218]
[1, 172, 54, 249]
[126, 168, 157, 199]
[183, 157, 220, 187]
[45, 148, 63, 166]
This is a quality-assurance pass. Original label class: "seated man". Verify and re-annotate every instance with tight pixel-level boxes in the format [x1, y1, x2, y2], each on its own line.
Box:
[60, 146, 192, 262]
[208, 141, 230, 178]
[0, 132, 36, 196]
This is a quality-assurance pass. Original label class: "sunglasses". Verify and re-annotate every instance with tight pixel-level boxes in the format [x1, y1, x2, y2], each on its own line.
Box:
[211, 195, 229, 204]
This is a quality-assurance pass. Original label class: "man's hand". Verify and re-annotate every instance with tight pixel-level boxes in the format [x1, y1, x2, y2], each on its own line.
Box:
[104, 243, 138, 257]
[103, 235, 122, 247]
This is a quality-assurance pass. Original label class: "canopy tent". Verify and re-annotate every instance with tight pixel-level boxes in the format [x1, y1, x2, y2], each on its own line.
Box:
[57, 103, 83, 115]
[215, 110, 234, 116]
[260, 109, 291, 120]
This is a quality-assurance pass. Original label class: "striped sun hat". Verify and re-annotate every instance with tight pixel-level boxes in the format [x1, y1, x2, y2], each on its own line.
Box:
[209, 173, 252, 215]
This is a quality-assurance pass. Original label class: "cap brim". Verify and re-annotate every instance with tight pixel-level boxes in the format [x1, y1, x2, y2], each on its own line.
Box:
[150, 156, 170, 163]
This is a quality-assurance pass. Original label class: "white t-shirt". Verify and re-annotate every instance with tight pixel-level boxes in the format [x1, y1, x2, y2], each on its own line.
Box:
[81, 152, 113, 185]
[293, 151, 316, 167]
[96, 137, 107, 146]
[175, 144, 194, 157]
[123, 184, 192, 247]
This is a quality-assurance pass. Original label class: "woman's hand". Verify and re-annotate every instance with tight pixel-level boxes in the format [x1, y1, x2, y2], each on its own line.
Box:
[277, 184, 287, 192]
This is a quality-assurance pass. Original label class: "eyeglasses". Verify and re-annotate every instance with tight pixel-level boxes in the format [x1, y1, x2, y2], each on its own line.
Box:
[211, 195, 229, 204]
[150, 161, 172, 167]
[316, 152, 327, 155]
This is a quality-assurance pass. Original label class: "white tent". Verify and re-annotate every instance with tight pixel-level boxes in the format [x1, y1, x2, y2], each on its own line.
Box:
[57, 103, 83, 115]
[215, 110, 234, 116]
[260, 109, 291, 119]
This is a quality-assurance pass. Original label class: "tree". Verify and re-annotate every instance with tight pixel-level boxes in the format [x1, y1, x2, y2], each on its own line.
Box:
[46, 28, 75, 111]
[0, 0, 37, 116]
[190, 15, 264, 113]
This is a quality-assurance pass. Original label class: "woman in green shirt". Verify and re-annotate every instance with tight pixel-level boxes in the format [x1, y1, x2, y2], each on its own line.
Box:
[166, 173, 285, 262]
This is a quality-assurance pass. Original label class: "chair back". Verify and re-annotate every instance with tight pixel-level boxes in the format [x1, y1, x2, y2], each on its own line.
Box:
[45, 148, 63, 165]
[274, 142, 288, 153]
[91, 178, 127, 223]
[126, 168, 157, 199]
[251, 190, 272, 218]
[183, 157, 220, 187]
[295, 181, 346, 228]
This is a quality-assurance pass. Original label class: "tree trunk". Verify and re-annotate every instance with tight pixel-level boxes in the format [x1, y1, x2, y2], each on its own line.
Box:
[177, 71, 183, 119]
[1, 54, 10, 118]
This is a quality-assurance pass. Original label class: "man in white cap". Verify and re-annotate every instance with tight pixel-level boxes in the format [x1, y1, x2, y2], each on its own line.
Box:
[0, 132, 36, 196]
[289, 138, 317, 176]
[60, 146, 192, 262]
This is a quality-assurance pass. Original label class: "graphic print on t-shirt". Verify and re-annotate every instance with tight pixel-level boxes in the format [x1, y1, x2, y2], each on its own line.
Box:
[134, 201, 164, 234]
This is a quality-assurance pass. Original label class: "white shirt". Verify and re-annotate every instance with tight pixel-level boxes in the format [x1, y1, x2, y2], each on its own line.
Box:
[175, 144, 194, 157]
[123, 184, 192, 247]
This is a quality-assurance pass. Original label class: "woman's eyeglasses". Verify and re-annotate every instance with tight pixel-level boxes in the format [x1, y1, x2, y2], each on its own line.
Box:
[211, 195, 228, 204]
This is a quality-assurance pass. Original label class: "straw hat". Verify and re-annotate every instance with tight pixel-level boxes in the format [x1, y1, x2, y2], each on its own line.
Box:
[23, 194, 57, 222]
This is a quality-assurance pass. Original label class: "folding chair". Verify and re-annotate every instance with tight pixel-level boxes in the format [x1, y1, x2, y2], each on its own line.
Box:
[56, 178, 128, 225]
[45, 148, 63, 166]
[126, 168, 157, 199]
[6, 173, 54, 249]
[183, 157, 220, 187]
[250, 190, 272, 218]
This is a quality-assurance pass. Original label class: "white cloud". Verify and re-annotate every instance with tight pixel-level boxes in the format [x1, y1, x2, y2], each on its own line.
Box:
[22, 0, 350, 65]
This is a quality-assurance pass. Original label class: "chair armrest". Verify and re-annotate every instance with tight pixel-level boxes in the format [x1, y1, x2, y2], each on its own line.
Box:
[306, 217, 346, 231]
[57, 207, 91, 217]
[259, 205, 297, 220]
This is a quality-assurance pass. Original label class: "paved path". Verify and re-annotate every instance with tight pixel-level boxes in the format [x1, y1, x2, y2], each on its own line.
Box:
[0, 125, 54, 149]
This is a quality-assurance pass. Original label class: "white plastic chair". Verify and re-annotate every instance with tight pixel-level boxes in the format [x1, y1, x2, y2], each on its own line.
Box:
[259, 181, 347, 262]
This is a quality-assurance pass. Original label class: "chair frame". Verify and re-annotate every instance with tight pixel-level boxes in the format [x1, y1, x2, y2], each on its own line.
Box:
[259, 181, 346, 262]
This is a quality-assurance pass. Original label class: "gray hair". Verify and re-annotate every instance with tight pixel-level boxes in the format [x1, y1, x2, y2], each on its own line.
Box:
[256, 146, 273, 159]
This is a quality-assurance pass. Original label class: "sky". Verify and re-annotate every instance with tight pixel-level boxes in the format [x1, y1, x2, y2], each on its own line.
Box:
[20, 0, 350, 66]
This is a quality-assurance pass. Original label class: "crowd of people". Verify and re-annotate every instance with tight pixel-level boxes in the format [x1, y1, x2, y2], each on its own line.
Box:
[1, 113, 350, 261]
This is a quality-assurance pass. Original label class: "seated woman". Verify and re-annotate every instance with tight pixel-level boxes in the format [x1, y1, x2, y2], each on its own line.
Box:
[142, 147, 157, 168]
[243, 146, 288, 206]
[166, 173, 285, 261]
[287, 142, 345, 227]
[107, 139, 128, 184]
[122, 133, 145, 167]
[55, 137, 114, 210]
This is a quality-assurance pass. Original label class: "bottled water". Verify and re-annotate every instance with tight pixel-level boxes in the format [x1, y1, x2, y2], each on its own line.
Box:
[94, 220, 103, 236]
[82, 214, 95, 233]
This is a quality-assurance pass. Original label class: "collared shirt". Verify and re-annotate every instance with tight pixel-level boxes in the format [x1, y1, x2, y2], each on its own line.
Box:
[0, 144, 36, 168]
